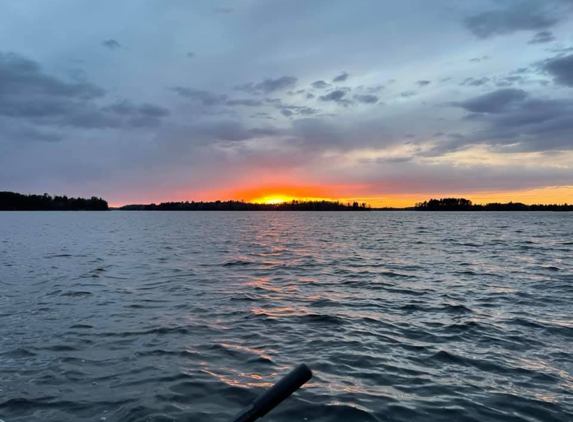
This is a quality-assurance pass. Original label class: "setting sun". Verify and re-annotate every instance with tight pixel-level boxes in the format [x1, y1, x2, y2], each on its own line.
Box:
[257, 195, 292, 205]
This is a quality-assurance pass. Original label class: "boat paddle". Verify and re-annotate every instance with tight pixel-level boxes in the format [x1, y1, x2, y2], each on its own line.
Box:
[228, 363, 312, 422]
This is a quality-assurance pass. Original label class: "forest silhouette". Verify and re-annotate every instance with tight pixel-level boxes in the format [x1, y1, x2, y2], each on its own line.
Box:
[120, 200, 370, 211]
[415, 198, 573, 211]
[0, 192, 108, 211]
[2, 192, 572, 211]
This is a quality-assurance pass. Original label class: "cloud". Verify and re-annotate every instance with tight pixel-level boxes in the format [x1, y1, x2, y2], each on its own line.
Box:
[235, 76, 297, 94]
[306, 93, 315, 99]
[287, 89, 306, 96]
[311, 80, 330, 89]
[495, 75, 526, 87]
[416, 80, 431, 86]
[288, 117, 395, 152]
[172, 87, 228, 105]
[226, 99, 264, 107]
[353, 94, 378, 104]
[0, 52, 105, 99]
[455, 88, 528, 113]
[469, 56, 490, 63]
[138, 103, 170, 117]
[275, 102, 319, 116]
[0, 118, 63, 143]
[542, 54, 573, 86]
[445, 89, 573, 153]
[102, 39, 121, 49]
[465, 2, 559, 39]
[0, 52, 172, 131]
[319, 89, 350, 104]
[68, 68, 88, 82]
[365, 85, 385, 93]
[528, 30, 556, 44]
[250, 112, 275, 121]
[103, 101, 171, 119]
[332, 72, 349, 82]
[459, 77, 490, 86]
[400, 91, 417, 98]
[164, 121, 280, 145]
[545, 45, 573, 54]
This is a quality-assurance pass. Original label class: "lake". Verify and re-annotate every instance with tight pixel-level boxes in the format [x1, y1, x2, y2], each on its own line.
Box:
[0, 211, 572, 422]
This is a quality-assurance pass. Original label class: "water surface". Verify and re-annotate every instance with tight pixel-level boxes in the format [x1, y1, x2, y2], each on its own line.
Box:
[1, 212, 572, 421]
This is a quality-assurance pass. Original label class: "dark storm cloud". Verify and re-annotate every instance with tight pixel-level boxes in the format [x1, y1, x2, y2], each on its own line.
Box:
[332, 72, 349, 82]
[454, 89, 528, 113]
[459, 77, 490, 87]
[416, 80, 431, 86]
[235, 76, 297, 95]
[225, 99, 264, 107]
[311, 80, 330, 89]
[172, 87, 228, 106]
[465, 2, 559, 39]
[542, 54, 573, 86]
[528, 30, 556, 44]
[353, 94, 379, 104]
[102, 39, 121, 49]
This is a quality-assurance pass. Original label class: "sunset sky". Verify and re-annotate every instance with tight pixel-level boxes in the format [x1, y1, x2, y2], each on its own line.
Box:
[1, 0, 572, 207]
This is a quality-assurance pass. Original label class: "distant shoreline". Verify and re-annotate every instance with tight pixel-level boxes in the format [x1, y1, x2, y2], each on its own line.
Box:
[2, 192, 571, 211]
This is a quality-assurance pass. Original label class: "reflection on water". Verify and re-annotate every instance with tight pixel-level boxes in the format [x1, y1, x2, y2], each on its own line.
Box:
[0, 211, 572, 422]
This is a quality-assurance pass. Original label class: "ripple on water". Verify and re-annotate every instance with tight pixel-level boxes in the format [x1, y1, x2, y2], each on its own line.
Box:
[0, 211, 572, 422]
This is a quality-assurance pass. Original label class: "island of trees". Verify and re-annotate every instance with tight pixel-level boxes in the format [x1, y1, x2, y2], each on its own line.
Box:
[0, 191, 108, 211]
[120, 200, 370, 211]
[415, 198, 573, 211]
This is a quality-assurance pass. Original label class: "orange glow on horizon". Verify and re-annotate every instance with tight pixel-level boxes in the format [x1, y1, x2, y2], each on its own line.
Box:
[110, 185, 573, 208]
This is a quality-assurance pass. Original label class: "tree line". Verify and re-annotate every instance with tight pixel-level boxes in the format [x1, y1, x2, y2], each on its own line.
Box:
[120, 200, 371, 211]
[415, 198, 573, 211]
[0, 192, 108, 211]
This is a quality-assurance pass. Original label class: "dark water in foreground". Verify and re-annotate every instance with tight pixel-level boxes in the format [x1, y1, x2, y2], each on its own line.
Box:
[1, 212, 572, 422]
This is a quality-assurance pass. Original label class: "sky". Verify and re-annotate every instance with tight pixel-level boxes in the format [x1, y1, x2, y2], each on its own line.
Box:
[1, 0, 572, 207]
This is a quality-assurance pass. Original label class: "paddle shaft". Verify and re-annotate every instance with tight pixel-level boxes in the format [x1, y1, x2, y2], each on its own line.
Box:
[229, 364, 312, 422]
